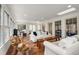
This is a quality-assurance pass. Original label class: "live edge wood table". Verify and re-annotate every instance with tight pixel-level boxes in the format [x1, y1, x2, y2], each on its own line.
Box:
[36, 36, 60, 52]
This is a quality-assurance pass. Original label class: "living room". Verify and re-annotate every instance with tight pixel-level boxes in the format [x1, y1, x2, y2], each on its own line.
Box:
[0, 4, 79, 56]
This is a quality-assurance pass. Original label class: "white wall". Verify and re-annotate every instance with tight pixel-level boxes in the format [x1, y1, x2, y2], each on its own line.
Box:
[47, 12, 79, 38]
[43, 23, 49, 31]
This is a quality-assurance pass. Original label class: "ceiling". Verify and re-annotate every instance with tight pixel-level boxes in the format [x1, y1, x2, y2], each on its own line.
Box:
[7, 4, 79, 23]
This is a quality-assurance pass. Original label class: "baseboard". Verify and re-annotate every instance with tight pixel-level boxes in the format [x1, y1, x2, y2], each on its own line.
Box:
[0, 40, 11, 55]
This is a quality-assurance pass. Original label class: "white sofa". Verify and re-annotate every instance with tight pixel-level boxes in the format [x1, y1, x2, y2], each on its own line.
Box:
[30, 31, 51, 42]
[43, 35, 79, 55]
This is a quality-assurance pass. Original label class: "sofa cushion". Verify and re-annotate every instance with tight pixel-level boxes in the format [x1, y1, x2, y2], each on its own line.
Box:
[58, 36, 78, 48]
[44, 41, 66, 54]
[74, 35, 79, 41]
[30, 34, 37, 42]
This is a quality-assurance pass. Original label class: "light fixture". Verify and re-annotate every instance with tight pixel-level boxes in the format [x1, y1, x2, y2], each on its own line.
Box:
[36, 21, 40, 23]
[57, 7, 76, 15]
[68, 5, 71, 8]
[24, 14, 27, 17]
[41, 17, 44, 20]
[16, 19, 26, 22]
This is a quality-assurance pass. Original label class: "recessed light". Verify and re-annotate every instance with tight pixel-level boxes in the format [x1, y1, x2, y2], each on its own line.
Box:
[41, 17, 44, 19]
[57, 7, 76, 15]
[68, 5, 71, 8]
[24, 14, 27, 16]
[36, 21, 40, 23]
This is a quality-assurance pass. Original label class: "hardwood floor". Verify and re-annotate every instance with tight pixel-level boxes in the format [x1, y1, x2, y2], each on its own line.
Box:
[6, 39, 44, 55]
[6, 45, 18, 55]
[6, 45, 44, 55]
[6, 36, 59, 55]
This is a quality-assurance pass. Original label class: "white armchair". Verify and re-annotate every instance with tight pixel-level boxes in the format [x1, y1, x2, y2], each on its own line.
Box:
[43, 36, 79, 55]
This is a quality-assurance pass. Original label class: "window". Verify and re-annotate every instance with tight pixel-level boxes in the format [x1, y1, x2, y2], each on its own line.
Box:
[33, 25, 36, 31]
[3, 11, 9, 26]
[29, 24, 33, 31]
[0, 5, 2, 46]
[23, 25, 26, 29]
[66, 17, 77, 36]
[48, 23, 52, 34]
[0, 5, 1, 25]
[0, 27, 3, 46]
[29, 24, 36, 31]
[3, 11, 10, 43]
[9, 18, 15, 36]
[37, 24, 41, 30]
[55, 20, 61, 37]
[0, 5, 15, 47]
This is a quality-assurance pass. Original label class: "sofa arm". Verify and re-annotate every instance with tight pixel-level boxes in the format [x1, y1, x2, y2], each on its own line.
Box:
[66, 42, 79, 54]
[43, 41, 66, 55]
